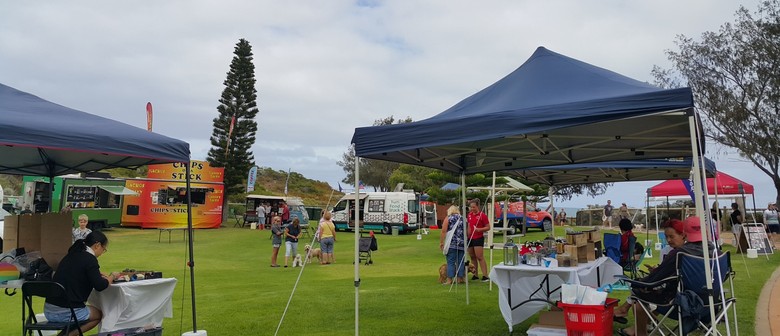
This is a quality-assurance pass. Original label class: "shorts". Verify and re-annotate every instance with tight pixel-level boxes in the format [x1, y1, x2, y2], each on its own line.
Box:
[468, 237, 485, 248]
[768, 224, 780, 234]
[320, 237, 334, 254]
[44, 302, 90, 323]
[285, 241, 298, 257]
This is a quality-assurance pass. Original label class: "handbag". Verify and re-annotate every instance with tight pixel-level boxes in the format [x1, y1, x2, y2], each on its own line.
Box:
[24, 258, 53, 282]
[442, 216, 462, 255]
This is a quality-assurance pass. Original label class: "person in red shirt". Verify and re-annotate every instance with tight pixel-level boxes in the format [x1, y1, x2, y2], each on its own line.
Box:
[280, 201, 291, 224]
[467, 199, 490, 282]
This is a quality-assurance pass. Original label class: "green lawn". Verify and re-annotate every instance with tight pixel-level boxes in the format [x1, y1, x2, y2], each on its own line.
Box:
[0, 225, 776, 335]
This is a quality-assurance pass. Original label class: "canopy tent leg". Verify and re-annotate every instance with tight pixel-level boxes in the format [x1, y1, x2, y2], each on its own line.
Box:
[354, 158, 360, 336]
[489, 172, 496, 291]
[689, 114, 720, 333]
[461, 171, 469, 305]
[185, 162, 199, 334]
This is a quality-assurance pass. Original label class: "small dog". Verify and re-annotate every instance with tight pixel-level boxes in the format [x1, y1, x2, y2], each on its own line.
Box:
[438, 262, 477, 283]
[304, 244, 322, 263]
[292, 254, 304, 267]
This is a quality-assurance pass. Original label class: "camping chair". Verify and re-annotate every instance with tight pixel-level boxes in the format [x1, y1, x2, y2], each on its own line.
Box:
[232, 208, 247, 228]
[624, 251, 737, 336]
[357, 233, 378, 265]
[623, 236, 645, 279]
[22, 281, 85, 336]
[603, 232, 622, 264]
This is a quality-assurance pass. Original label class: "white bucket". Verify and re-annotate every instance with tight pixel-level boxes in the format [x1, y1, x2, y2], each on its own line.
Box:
[654, 243, 662, 251]
[183, 331, 208, 336]
[416, 234, 422, 240]
[250, 222, 257, 230]
[747, 248, 758, 258]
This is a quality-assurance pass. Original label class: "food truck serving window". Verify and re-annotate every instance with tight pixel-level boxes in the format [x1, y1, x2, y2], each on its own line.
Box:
[368, 200, 384, 212]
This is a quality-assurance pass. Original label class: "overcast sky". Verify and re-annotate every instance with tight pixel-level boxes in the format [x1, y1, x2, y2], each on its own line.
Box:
[1, 0, 772, 210]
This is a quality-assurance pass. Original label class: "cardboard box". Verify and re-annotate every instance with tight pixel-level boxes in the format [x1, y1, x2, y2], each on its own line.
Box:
[582, 229, 600, 243]
[566, 232, 587, 246]
[576, 244, 589, 263]
[538, 310, 566, 326]
[586, 242, 596, 262]
[3, 213, 72, 270]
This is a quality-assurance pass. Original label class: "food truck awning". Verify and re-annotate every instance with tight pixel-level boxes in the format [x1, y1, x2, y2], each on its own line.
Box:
[98, 186, 139, 196]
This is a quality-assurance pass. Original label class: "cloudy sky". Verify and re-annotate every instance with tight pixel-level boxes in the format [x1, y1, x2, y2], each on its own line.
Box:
[1, 0, 772, 210]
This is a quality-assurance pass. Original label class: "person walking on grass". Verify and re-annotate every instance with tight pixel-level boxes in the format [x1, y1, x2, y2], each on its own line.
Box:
[467, 199, 490, 282]
[440, 205, 465, 285]
[270, 216, 283, 267]
[318, 211, 337, 264]
[284, 217, 302, 267]
[603, 200, 614, 228]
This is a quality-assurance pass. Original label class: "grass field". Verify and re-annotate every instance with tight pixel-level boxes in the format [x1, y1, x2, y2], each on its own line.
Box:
[0, 224, 777, 335]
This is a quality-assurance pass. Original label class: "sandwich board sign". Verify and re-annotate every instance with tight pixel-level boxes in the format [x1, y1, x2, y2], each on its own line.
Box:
[735, 223, 774, 255]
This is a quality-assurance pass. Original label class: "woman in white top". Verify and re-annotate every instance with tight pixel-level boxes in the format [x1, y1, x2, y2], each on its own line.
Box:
[764, 203, 780, 235]
[72, 214, 92, 242]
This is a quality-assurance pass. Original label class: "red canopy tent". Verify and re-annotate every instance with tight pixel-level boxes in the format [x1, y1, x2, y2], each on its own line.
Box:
[647, 171, 754, 197]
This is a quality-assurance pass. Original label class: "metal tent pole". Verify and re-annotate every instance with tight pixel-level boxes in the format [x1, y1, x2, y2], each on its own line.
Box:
[688, 114, 718, 328]
[461, 171, 469, 305]
[354, 158, 360, 336]
[185, 162, 198, 333]
[489, 172, 496, 291]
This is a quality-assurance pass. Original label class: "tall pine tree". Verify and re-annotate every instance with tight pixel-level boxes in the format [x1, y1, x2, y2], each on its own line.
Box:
[207, 39, 259, 219]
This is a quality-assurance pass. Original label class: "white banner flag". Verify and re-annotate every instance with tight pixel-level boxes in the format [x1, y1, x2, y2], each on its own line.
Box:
[247, 166, 258, 192]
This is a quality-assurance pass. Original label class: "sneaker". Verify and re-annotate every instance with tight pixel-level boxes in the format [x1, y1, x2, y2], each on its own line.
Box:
[284, 265, 288, 268]
[471, 275, 479, 281]
[481, 276, 490, 282]
[443, 279, 453, 285]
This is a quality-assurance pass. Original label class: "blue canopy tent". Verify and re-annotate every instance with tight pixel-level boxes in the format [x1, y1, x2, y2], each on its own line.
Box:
[0, 83, 189, 176]
[0, 83, 202, 333]
[511, 157, 716, 186]
[349, 47, 721, 334]
[352, 47, 701, 174]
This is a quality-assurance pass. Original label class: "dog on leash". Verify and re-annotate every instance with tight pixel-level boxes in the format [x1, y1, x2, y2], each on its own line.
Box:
[292, 254, 304, 267]
[438, 262, 477, 283]
[304, 244, 322, 263]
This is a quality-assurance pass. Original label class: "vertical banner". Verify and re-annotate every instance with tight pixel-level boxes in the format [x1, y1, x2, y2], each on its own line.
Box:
[247, 166, 258, 192]
[225, 115, 236, 158]
[283, 168, 291, 195]
[146, 102, 153, 132]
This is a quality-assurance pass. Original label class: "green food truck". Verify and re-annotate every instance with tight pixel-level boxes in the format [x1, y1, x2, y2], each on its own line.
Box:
[20, 175, 137, 230]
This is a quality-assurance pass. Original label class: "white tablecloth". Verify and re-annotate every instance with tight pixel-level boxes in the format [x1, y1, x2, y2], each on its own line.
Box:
[88, 277, 177, 332]
[489, 257, 622, 332]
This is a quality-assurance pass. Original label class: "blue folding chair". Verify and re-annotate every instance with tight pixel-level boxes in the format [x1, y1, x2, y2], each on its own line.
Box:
[603, 233, 630, 290]
[625, 251, 737, 336]
[658, 232, 668, 249]
[603, 232, 622, 264]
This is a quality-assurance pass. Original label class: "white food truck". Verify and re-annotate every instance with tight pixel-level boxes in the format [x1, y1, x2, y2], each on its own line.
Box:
[331, 191, 419, 234]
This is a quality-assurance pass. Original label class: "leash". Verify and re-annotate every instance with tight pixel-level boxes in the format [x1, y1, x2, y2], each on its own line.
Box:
[274, 232, 319, 336]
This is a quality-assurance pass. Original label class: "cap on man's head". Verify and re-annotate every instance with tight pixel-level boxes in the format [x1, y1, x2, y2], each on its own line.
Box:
[684, 217, 703, 243]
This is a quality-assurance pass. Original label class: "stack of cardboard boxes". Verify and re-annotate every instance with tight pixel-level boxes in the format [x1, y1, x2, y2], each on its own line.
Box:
[556, 230, 601, 267]
[3, 213, 72, 270]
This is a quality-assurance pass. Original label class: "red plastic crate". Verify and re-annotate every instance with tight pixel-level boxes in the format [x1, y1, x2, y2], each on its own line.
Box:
[557, 298, 618, 336]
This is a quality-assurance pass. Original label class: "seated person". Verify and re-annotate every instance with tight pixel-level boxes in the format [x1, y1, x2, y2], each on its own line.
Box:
[615, 217, 710, 336]
[20, 204, 33, 215]
[45, 231, 120, 336]
[618, 218, 642, 267]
